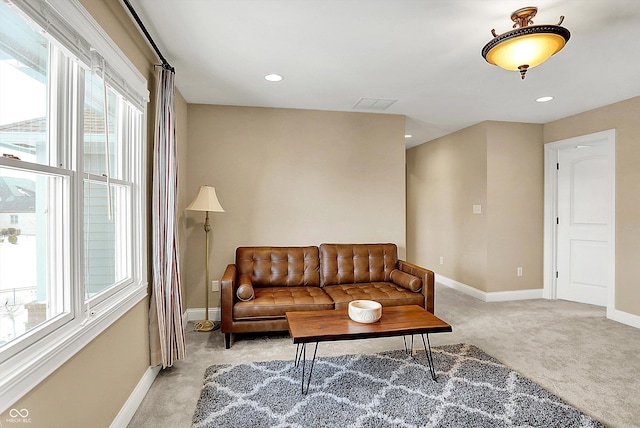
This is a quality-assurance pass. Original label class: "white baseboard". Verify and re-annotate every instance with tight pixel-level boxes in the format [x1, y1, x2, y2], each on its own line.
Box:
[110, 365, 161, 428]
[607, 307, 640, 329]
[437, 275, 486, 301]
[436, 275, 543, 302]
[437, 274, 639, 329]
[184, 307, 221, 323]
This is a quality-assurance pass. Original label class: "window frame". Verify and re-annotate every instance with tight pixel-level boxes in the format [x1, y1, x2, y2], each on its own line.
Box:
[0, 0, 149, 412]
[0, 157, 74, 360]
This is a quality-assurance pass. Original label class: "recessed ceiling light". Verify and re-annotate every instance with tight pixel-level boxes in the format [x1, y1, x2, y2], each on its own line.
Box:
[536, 96, 554, 103]
[405, 134, 413, 138]
[264, 74, 283, 82]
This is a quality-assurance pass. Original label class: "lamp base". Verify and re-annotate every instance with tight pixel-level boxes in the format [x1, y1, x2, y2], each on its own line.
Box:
[194, 320, 220, 332]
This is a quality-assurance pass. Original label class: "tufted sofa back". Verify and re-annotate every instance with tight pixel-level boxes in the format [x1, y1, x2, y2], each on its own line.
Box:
[319, 243, 398, 286]
[236, 246, 320, 287]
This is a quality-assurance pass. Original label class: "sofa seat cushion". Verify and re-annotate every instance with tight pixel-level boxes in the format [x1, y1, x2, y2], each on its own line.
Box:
[233, 286, 334, 320]
[323, 282, 424, 310]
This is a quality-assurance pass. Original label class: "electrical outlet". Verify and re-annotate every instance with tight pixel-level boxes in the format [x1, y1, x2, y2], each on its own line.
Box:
[517, 267, 523, 277]
[439, 256, 444, 265]
[211, 280, 220, 291]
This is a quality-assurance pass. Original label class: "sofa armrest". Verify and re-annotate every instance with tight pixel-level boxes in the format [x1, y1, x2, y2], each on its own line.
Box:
[220, 264, 237, 333]
[398, 260, 435, 313]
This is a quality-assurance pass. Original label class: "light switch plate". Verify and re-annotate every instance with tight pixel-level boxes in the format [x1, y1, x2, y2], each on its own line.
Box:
[473, 204, 482, 214]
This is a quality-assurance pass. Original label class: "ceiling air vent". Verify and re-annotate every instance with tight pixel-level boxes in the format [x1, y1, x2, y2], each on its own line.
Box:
[352, 97, 397, 111]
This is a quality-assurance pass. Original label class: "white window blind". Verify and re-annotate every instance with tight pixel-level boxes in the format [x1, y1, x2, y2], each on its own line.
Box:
[4, 0, 91, 67]
[5, 0, 148, 108]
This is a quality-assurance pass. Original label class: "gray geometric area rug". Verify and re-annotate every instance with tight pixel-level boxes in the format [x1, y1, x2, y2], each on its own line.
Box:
[191, 343, 605, 428]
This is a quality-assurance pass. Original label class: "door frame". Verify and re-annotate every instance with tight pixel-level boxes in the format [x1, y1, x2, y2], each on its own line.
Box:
[543, 129, 616, 313]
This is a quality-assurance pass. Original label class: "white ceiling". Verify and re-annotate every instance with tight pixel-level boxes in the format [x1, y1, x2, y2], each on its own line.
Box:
[129, 0, 640, 148]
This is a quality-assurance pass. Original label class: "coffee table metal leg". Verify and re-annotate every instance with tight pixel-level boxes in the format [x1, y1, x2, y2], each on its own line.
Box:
[420, 333, 437, 380]
[294, 343, 303, 367]
[300, 342, 319, 394]
[403, 335, 415, 355]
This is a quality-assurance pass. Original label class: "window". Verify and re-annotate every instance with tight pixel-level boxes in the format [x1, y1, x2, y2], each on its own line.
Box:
[0, 0, 148, 409]
[0, 2, 71, 352]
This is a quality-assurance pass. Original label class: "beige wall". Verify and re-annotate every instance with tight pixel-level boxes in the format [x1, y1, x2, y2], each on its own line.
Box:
[185, 105, 406, 309]
[408, 96, 640, 320]
[486, 122, 544, 292]
[3, 0, 167, 425]
[407, 123, 488, 290]
[4, 301, 150, 428]
[407, 121, 544, 293]
[544, 96, 640, 316]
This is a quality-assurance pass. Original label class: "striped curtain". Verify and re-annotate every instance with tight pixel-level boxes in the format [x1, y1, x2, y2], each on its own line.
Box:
[149, 67, 186, 368]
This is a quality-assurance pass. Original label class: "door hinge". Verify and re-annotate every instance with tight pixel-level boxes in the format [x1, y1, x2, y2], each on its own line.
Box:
[556, 162, 559, 170]
[556, 217, 559, 225]
[556, 271, 559, 278]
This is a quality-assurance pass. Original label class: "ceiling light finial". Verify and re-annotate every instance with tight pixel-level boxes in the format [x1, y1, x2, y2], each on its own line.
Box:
[482, 6, 570, 80]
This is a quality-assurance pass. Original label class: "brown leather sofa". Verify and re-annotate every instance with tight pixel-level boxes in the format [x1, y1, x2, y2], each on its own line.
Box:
[220, 243, 434, 348]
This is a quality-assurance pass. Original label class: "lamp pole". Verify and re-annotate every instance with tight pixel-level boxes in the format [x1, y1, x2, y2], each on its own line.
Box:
[204, 211, 211, 322]
[195, 211, 215, 331]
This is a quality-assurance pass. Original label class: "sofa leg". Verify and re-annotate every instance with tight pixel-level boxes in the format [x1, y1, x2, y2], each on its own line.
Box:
[225, 333, 231, 349]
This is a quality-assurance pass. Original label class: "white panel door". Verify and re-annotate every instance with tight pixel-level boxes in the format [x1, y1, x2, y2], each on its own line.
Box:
[556, 143, 611, 306]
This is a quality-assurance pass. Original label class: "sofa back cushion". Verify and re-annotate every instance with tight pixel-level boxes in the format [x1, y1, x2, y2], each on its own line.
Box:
[236, 246, 320, 287]
[319, 243, 398, 286]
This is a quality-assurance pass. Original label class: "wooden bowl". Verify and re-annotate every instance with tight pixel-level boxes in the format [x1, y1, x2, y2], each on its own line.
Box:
[348, 300, 382, 323]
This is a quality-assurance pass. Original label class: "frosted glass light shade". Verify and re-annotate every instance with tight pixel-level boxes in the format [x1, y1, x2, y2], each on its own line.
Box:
[187, 186, 225, 212]
[484, 30, 568, 71]
[486, 33, 566, 71]
[481, 7, 570, 79]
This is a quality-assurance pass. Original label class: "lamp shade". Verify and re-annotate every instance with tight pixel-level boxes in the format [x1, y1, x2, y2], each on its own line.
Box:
[483, 30, 568, 70]
[187, 185, 225, 212]
[482, 7, 570, 79]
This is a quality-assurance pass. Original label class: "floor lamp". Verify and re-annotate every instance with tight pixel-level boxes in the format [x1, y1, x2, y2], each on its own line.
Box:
[187, 185, 225, 332]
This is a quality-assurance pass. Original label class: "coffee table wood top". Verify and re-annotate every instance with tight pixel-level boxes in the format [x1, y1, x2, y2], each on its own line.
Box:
[286, 305, 452, 344]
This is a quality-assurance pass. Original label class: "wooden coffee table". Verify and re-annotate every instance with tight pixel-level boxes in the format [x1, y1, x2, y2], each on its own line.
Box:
[286, 305, 452, 394]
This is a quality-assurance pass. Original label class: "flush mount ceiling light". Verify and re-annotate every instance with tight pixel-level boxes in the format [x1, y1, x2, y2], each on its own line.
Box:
[482, 6, 570, 80]
[536, 96, 554, 102]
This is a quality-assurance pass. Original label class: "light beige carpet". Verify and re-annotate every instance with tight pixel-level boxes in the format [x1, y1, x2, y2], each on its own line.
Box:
[129, 285, 640, 428]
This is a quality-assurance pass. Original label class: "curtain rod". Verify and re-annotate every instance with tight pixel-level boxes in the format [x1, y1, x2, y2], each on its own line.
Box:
[121, 0, 175, 72]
